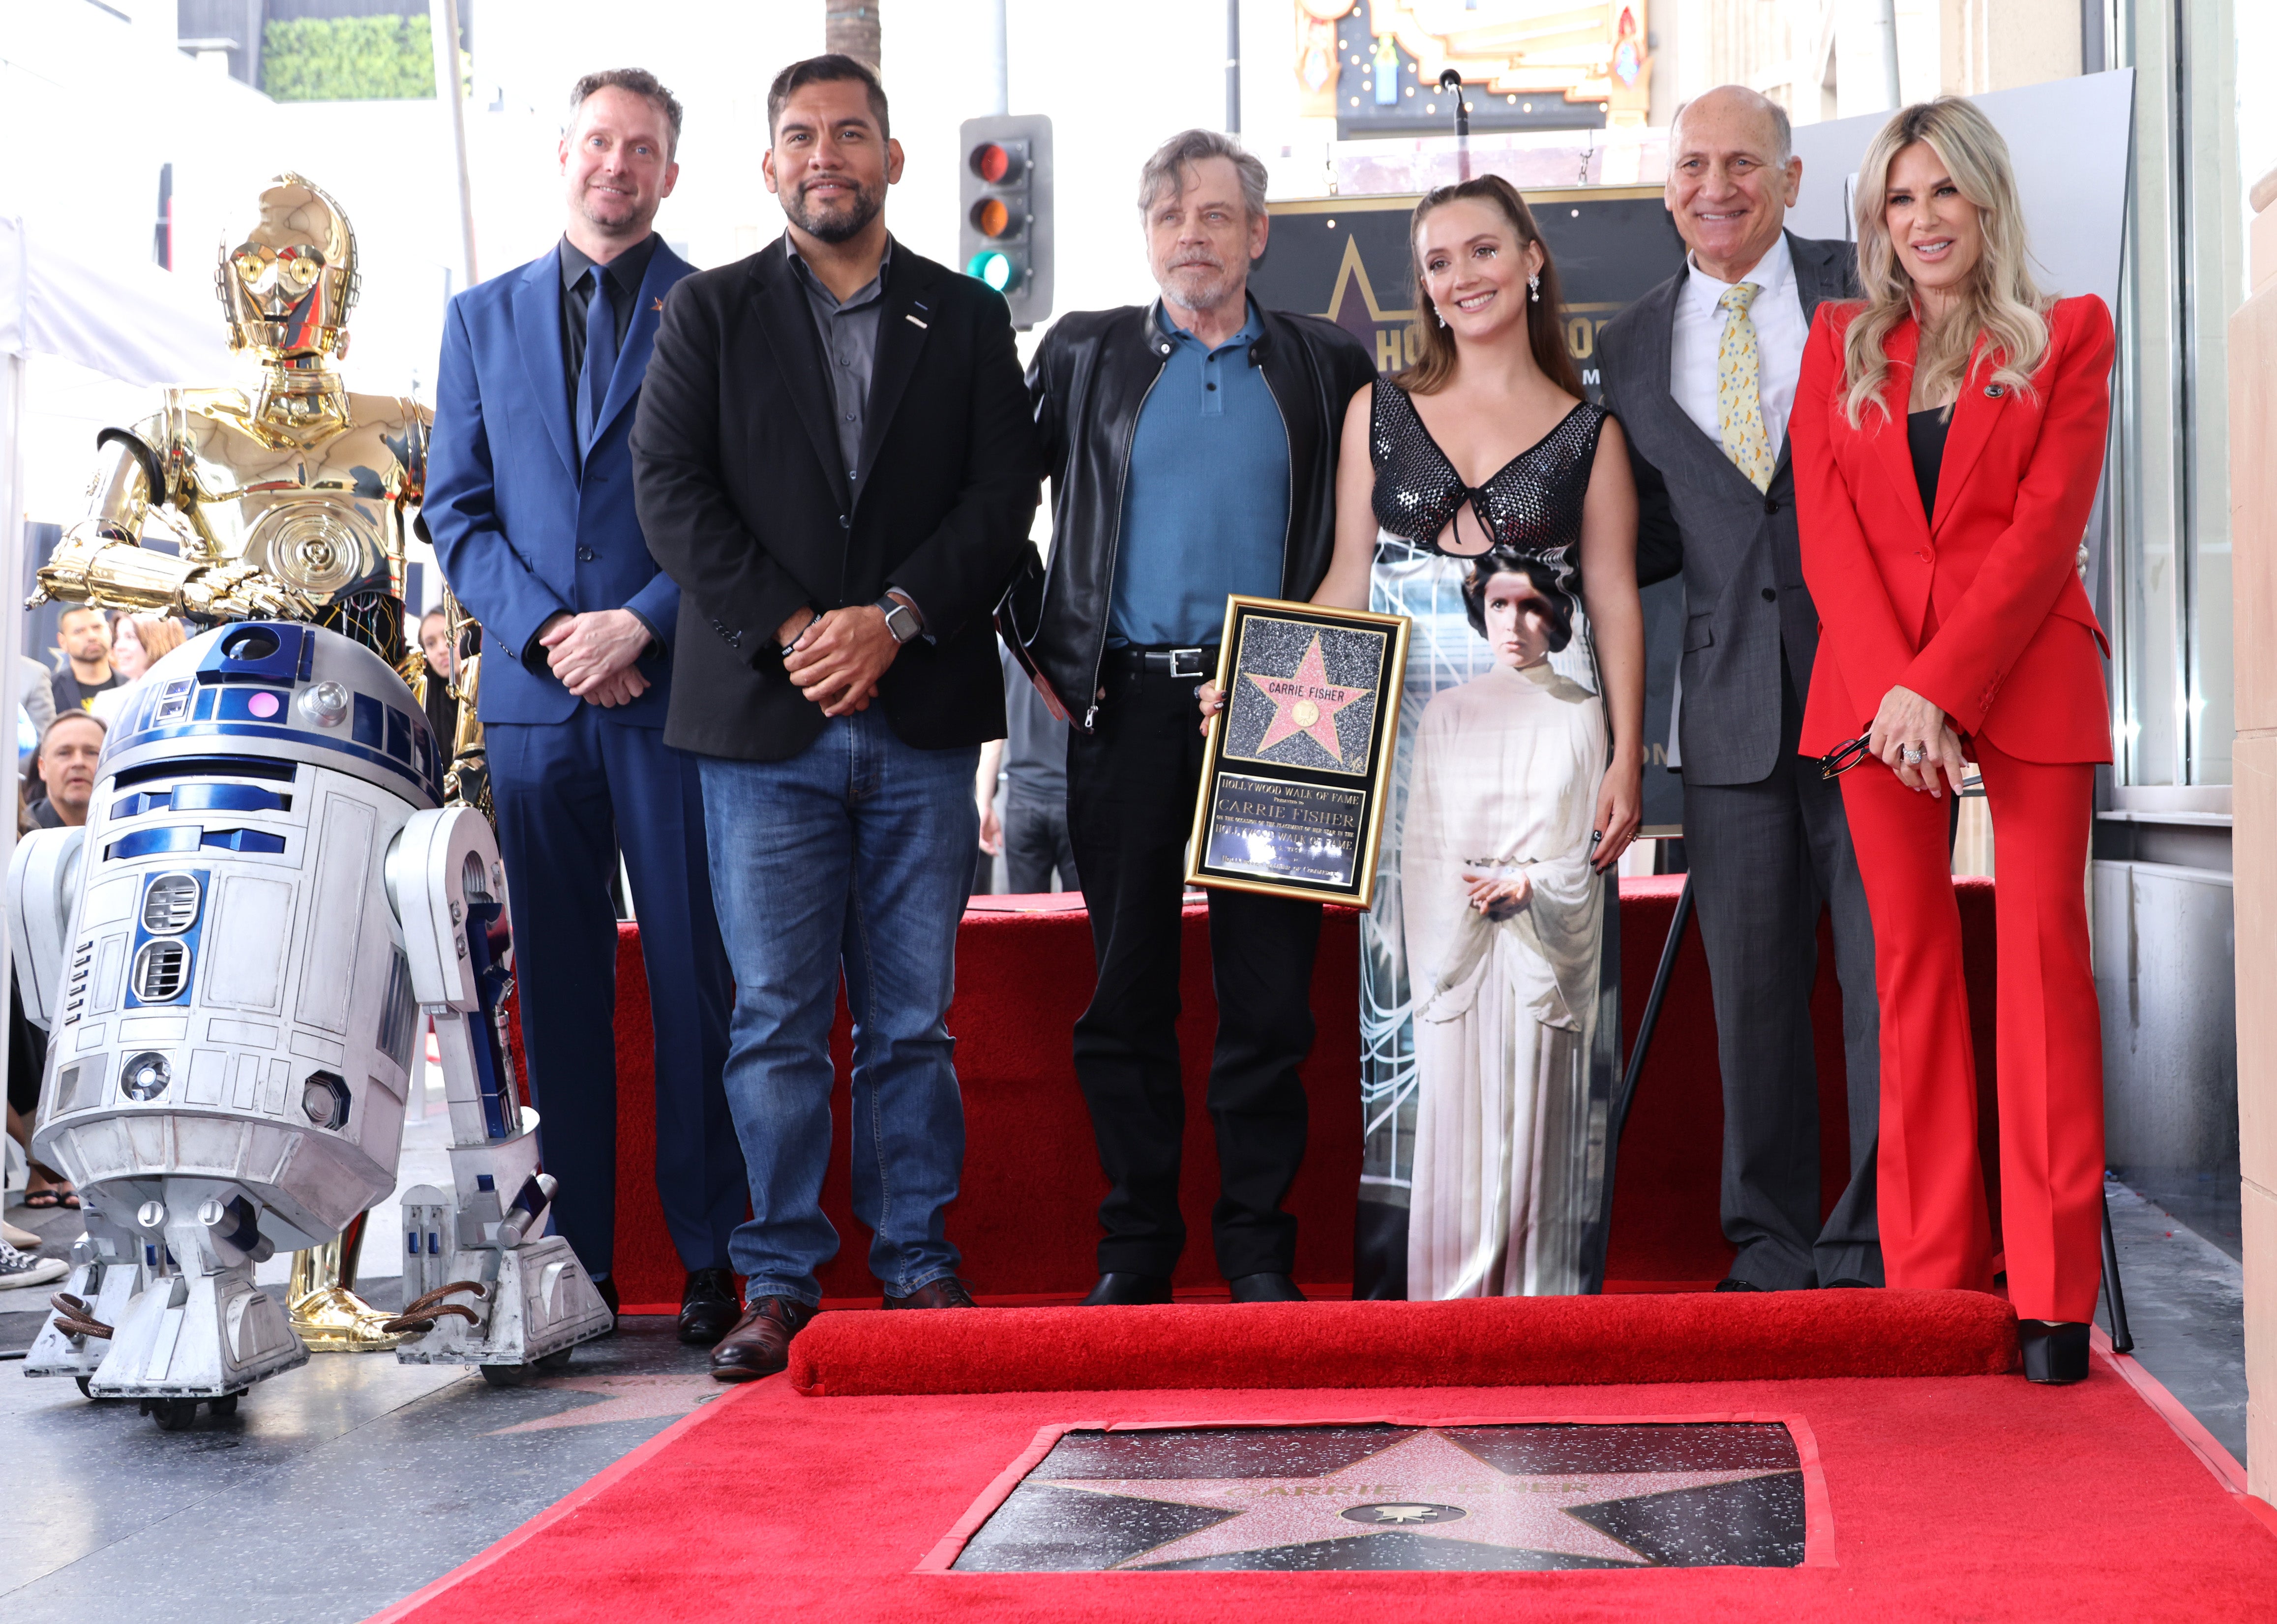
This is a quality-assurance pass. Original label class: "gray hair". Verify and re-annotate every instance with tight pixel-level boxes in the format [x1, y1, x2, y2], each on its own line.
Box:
[1670, 86, 1793, 167]
[1138, 129, 1268, 222]
[569, 68, 685, 160]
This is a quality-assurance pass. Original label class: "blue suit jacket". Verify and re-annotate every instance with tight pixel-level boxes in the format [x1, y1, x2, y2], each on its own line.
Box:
[425, 240, 695, 726]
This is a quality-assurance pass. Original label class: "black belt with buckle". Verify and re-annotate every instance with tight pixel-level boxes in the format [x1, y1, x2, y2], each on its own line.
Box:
[1110, 645, 1217, 680]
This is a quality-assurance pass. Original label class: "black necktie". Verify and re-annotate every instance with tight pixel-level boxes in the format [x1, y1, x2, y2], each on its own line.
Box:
[576, 265, 619, 456]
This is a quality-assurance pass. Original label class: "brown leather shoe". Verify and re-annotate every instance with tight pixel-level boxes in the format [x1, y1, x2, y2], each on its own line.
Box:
[884, 1277, 977, 1309]
[708, 1296, 818, 1383]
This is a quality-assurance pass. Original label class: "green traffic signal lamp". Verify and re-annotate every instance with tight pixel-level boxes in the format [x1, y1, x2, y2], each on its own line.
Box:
[965, 250, 1019, 293]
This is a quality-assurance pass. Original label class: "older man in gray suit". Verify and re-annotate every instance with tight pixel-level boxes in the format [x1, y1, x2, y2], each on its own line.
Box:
[1598, 85, 1880, 1293]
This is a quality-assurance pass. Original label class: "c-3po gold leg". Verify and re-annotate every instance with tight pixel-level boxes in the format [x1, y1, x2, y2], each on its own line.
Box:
[287, 1210, 405, 1352]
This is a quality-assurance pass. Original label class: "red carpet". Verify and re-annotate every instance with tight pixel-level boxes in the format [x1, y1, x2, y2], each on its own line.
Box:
[371, 1354, 2277, 1622]
[520, 878, 2001, 1310]
[788, 1290, 2020, 1396]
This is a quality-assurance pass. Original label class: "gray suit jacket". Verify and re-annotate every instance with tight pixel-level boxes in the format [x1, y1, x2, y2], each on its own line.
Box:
[1598, 233, 1857, 787]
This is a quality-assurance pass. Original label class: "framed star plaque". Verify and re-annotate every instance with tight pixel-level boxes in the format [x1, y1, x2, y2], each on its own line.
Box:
[1186, 595, 1410, 906]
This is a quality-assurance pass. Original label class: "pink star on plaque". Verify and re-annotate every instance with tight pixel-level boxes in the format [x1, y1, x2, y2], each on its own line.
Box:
[1244, 634, 1367, 764]
[1043, 1428, 1788, 1569]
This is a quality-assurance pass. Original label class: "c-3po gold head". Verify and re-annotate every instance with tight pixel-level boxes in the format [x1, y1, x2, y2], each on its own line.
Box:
[215, 173, 361, 364]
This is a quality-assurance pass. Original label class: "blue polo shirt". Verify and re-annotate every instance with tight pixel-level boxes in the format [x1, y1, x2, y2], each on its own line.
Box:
[1108, 301, 1291, 647]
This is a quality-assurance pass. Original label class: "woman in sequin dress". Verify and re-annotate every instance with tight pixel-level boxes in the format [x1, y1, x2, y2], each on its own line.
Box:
[1314, 176, 1645, 1299]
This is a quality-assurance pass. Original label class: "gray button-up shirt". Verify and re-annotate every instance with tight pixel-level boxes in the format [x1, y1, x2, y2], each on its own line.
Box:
[785, 236, 893, 498]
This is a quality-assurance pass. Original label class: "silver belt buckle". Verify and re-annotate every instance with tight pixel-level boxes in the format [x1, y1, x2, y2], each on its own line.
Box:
[1168, 647, 1208, 679]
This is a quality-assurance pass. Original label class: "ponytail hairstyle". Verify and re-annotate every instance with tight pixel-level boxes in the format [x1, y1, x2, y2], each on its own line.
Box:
[1399, 175, 1582, 399]
[1842, 96, 2051, 427]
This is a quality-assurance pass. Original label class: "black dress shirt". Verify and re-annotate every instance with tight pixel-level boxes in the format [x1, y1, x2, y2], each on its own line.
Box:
[785, 237, 892, 495]
[558, 233, 660, 407]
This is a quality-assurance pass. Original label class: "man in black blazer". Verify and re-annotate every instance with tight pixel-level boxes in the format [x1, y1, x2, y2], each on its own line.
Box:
[1596, 86, 1880, 1294]
[632, 55, 1040, 1380]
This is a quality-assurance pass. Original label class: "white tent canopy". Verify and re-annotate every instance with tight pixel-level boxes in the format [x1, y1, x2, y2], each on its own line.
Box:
[2, 207, 234, 1144]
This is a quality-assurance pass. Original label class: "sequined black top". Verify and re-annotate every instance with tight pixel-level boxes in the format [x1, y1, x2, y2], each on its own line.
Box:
[1370, 382, 1609, 556]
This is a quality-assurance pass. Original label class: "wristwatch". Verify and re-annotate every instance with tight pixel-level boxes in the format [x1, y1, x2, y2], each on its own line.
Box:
[875, 594, 923, 645]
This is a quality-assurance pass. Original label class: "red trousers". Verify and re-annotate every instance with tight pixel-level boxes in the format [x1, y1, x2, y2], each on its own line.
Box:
[1839, 736, 2105, 1322]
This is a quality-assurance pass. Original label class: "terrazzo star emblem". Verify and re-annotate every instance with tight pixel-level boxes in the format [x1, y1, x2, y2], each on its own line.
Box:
[1044, 1429, 1788, 1568]
[1246, 634, 1366, 764]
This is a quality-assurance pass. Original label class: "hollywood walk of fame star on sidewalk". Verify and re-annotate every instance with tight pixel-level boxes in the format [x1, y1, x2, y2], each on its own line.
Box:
[1042, 1428, 1789, 1568]
[1245, 634, 1369, 765]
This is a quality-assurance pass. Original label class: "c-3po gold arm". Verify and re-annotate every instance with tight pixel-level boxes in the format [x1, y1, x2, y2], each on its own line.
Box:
[30, 430, 312, 624]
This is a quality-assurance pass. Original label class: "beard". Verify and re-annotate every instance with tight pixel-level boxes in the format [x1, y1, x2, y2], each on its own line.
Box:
[1159, 256, 1239, 312]
[787, 176, 885, 244]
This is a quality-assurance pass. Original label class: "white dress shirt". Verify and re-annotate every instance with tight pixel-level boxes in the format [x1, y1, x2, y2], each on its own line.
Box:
[1668, 232, 1807, 458]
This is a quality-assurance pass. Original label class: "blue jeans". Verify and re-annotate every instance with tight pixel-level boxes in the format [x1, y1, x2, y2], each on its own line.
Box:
[699, 711, 979, 1306]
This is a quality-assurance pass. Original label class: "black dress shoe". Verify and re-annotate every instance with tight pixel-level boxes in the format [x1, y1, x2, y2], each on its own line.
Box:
[1821, 1278, 1878, 1290]
[1714, 1278, 1763, 1293]
[594, 1275, 620, 1335]
[2018, 1320, 2091, 1384]
[678, 1268, 739, 1346]
[1228, 1273, 1305, 1303]
[885, 1277, 977, 1309]
[709, 1296, 818, 1383]
[1081, 1272, 1172, 1306]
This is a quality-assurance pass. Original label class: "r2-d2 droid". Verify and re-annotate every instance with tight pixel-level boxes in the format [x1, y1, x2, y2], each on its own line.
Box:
[8, 621, 610, 1427]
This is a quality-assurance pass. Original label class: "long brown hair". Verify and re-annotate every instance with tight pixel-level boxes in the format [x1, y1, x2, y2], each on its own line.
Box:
[1398, 175, 1581, 399]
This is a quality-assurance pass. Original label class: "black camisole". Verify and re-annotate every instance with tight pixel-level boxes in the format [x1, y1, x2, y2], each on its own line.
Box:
[1908, 407, 1951, 523]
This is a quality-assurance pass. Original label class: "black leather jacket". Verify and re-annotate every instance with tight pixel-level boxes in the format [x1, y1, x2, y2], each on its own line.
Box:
[1006, 299, 1376, 732]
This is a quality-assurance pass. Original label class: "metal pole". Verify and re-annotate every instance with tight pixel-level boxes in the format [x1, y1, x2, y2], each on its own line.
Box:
[2100, 1187, 2135, 1353]
[989, 0, 1008, 117]
[429, 0, 478, 285]
[1613, 874, 1693, 1144]
[1438, 68, 1470, 180]
[1226, 0, 1241, 134]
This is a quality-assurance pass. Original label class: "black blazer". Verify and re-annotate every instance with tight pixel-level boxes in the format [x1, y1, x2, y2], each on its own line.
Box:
[631, 238, 1042, 761]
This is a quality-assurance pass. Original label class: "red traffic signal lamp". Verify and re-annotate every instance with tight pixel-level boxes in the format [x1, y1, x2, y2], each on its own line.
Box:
[958, 115, 1052, 327]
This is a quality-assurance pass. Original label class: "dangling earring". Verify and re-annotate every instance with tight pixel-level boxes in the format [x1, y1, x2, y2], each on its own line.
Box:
[1435, 305, 1447, 328]
[1528, 272, 1541, 303]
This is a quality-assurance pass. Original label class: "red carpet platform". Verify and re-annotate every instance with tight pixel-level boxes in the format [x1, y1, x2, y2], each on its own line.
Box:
[534, 877, 2000, 1309]
[372, 1305, 2277, 1623]
[785, 1290, 2021, 1395]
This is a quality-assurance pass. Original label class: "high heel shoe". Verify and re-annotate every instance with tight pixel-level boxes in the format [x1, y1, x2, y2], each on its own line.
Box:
[2017, 1320, 2090, 1384]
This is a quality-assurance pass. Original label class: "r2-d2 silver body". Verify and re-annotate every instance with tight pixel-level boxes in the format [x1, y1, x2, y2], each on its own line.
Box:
[8, 621, 609, 1409]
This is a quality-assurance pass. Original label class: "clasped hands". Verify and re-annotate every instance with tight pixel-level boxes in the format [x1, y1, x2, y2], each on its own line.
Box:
[539, 608, 653, 706]
[776, 602, 902, 718]
[1870, 684, 1968, 797]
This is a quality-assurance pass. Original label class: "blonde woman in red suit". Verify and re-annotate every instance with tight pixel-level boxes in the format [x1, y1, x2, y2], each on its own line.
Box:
[1790, 96, 2115, 1385]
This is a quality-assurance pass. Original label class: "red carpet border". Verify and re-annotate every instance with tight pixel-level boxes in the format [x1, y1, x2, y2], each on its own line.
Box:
[787, 1289, 2020, 1396]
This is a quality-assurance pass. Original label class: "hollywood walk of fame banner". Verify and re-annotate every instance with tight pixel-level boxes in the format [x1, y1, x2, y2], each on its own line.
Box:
[1187, 596, 1411, 906]
[1248, 185, 1688, 838]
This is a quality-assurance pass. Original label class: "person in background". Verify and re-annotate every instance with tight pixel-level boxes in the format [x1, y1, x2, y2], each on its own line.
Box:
[1016, 129, 1375, 1307]
[975, 642, 1078, 895]
[1791, 97, 2115, 1384]
[1594, 85, 1881, 1296]
[89, 614, 186, 725]
[426, 67, 746, 1347]
[9, 711, 107, 1220]
[49, 606, 119, 713]
[633, 54, 1040, 1379]
[417, 606, 460, 750]
[17, 657, 56, 740]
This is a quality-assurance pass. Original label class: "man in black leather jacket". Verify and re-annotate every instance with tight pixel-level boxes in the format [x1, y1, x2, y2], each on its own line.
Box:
[1008, 130, 1375, 1308]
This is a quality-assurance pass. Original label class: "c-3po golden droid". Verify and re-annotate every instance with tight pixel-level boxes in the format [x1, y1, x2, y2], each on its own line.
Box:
[7, 176, 603, 1425]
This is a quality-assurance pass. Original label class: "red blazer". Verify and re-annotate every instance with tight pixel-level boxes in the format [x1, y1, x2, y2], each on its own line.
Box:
[1791, 293, 2115, 764]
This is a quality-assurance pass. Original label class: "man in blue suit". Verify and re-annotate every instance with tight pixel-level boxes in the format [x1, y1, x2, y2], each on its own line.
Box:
[425, 68, 744, 1346]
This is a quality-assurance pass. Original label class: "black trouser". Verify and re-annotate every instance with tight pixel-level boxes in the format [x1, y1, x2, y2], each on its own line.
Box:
[1066, 658, 1321, 1280]
[1004, 791, 1079, 894]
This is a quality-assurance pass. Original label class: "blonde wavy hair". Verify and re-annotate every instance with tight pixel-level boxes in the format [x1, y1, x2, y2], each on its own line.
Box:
[1842, 97, 2051, 427]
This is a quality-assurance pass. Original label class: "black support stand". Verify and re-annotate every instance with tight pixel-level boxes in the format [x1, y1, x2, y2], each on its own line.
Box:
[2100, 1186, 2135, 1353]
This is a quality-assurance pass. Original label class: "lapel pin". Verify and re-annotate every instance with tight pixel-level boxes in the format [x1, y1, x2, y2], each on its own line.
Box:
[1984, 383, 2005, 398]
[905, 314, 929, 329]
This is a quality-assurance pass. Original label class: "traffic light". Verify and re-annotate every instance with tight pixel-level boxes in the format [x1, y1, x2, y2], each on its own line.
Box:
[958, 114, 1052, 328]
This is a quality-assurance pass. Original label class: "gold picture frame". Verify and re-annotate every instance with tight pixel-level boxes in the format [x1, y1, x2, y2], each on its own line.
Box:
[1185, 595, 1412, 907]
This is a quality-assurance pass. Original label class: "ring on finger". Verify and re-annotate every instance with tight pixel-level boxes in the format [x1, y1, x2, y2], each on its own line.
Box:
[1901, 744, 1926, 765]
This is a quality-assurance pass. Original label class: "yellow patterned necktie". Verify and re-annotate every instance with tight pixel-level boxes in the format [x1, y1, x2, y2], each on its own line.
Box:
[1715, 283, 1776, 493]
